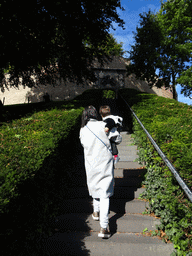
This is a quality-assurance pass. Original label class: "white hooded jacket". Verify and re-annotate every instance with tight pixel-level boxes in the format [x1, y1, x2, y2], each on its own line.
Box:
[79, 119, 114, 198]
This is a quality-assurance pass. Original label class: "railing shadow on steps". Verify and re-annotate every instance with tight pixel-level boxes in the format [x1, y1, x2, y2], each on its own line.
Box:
[61, 153, 147, 239]
[109, 167, 147, 235]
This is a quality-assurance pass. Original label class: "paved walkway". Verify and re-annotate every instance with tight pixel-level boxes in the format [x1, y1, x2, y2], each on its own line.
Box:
[40, 130, 175, 255]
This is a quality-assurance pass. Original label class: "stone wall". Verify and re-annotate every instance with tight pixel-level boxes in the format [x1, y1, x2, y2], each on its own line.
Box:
[0, 75, 91, 105]
[0, 57, 173, 105]
[124, 74, 173, 99]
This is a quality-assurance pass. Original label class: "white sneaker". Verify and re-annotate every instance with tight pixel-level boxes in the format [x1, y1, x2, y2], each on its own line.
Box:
[98, 227, 111, 238]
[92, 212, 99, 221]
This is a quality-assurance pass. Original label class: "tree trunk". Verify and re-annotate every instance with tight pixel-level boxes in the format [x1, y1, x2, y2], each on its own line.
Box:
[172, 72, 177, 100]
[172, 83, 177, 100]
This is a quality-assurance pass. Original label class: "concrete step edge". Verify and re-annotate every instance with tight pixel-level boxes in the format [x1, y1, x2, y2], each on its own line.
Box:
[59, 198, 149, 214]
[40, 231, 175, 256]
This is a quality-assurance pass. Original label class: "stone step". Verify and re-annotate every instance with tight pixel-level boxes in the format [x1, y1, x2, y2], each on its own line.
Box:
[119, 141, 135, 146]
[114, 168, 146, 178]
[65, 187, 146, 199]
[118, 142, 137, 147]
[118, 152, 139, 158]
[59, 198, 149, 214]
[110, 198, 149, 214]
[39, 116, 176, 256]
[64, 165, 146, 190]
[118, 145, 137, 150]
[121, 132, 134, 137]
[50, 213, 161, 233]
[115, 161, 144, 169]
[41, 232, 174, 256]
[118, 155, 139, 162]
[114, 177, 143, 187]
[118, 151, 139, 157]
[120, 140, 134, 144]
[122, 138, 134, 142]
[119, 141, 134, 146]
[68, 176, 144, 187]
[118, 148, 138, 152]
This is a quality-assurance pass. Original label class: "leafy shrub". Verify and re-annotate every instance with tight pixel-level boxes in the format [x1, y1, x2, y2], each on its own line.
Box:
[0, 88, 106, 255]
[0, 107, 83, 210]
[103, 89, 116, 99]
[119, 88, 192, 256]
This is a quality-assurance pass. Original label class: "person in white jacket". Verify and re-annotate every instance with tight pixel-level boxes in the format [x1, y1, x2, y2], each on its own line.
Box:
[79, 105, 114, 238]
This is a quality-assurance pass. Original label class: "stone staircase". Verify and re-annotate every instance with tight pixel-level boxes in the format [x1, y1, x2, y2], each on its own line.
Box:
[40, 131, 175, 255]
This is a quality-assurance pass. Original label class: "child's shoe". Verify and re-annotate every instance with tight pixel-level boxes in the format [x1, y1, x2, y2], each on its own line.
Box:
[114, 155, 120, 164]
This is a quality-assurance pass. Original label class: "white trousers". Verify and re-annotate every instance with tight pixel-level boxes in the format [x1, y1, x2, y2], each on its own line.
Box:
[93, 198, 109, 229]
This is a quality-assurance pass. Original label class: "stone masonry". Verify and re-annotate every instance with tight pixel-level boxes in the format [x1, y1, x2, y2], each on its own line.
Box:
[0, 56, 173, 105]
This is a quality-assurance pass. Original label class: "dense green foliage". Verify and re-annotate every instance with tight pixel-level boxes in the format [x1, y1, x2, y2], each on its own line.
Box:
[177, 67, 192, 97]
[0, 108, 82, 211]
[103, 89, 116, 99]
[119, 88, 192, 256]
[1, 88, 192, 255]
[0, 0, 125, 88]
[126, 11, 164, 88]
[0, 106, 83, 254]
[84, 33, 125, 57]
[127, 0, 192, 99]
[0, 89, 105, 255]
[157, 0, 192, 98]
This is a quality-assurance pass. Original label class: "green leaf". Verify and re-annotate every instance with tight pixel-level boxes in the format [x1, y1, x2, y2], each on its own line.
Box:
[23, 117, 33, 121]
[143, 228, 148, 234]
[15, 134, 22, 138]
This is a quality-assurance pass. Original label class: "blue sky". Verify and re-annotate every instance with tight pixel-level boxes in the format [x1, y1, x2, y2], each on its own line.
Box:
[109, 0, 192, 105]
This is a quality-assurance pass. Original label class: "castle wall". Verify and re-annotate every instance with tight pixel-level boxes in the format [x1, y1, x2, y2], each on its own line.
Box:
[0, 63, 173, 106]
[125, 74, 173, 99]
[0, 75, 90, 105]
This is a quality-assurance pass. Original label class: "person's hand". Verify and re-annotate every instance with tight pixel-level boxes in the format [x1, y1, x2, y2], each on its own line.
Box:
[105, 127, 109, 133]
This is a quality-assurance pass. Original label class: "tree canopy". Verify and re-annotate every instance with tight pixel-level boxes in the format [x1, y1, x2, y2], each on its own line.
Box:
[0, 0, 125, 89]
[84, 34, 125, 57]
[177, 67, 192, 98]
[126, 11, 163, 87]
[157, 0, 192, 98]
[126, 0, 192, 100]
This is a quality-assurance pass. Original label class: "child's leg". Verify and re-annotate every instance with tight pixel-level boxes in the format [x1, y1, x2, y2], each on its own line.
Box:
[111, 142, 120, 164]
[111, 141, 118, 155]
[100, 197, 110, 229]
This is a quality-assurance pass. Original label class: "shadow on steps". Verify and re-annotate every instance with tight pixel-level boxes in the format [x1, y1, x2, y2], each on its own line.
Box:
[40, 99, 145, 254]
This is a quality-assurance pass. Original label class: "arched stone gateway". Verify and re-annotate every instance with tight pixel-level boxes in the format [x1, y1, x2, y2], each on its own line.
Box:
[0, 56, 173, 105]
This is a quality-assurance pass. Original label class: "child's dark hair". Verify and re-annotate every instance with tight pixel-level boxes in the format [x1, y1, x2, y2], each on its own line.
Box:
[99, 105, 111, 117]
[81, 105, 99, 128]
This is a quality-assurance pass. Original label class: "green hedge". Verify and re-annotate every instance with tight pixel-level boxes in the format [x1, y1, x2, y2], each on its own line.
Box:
[0, 89, 105, 255]
[103, 89, 116, 99]
[0, 105, 85, 255]
[119, 89, 192, 256]
[0, 108, 83, 212]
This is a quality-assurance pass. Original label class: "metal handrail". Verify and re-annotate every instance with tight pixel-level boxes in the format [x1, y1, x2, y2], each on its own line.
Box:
[119, 92, 192, 203]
